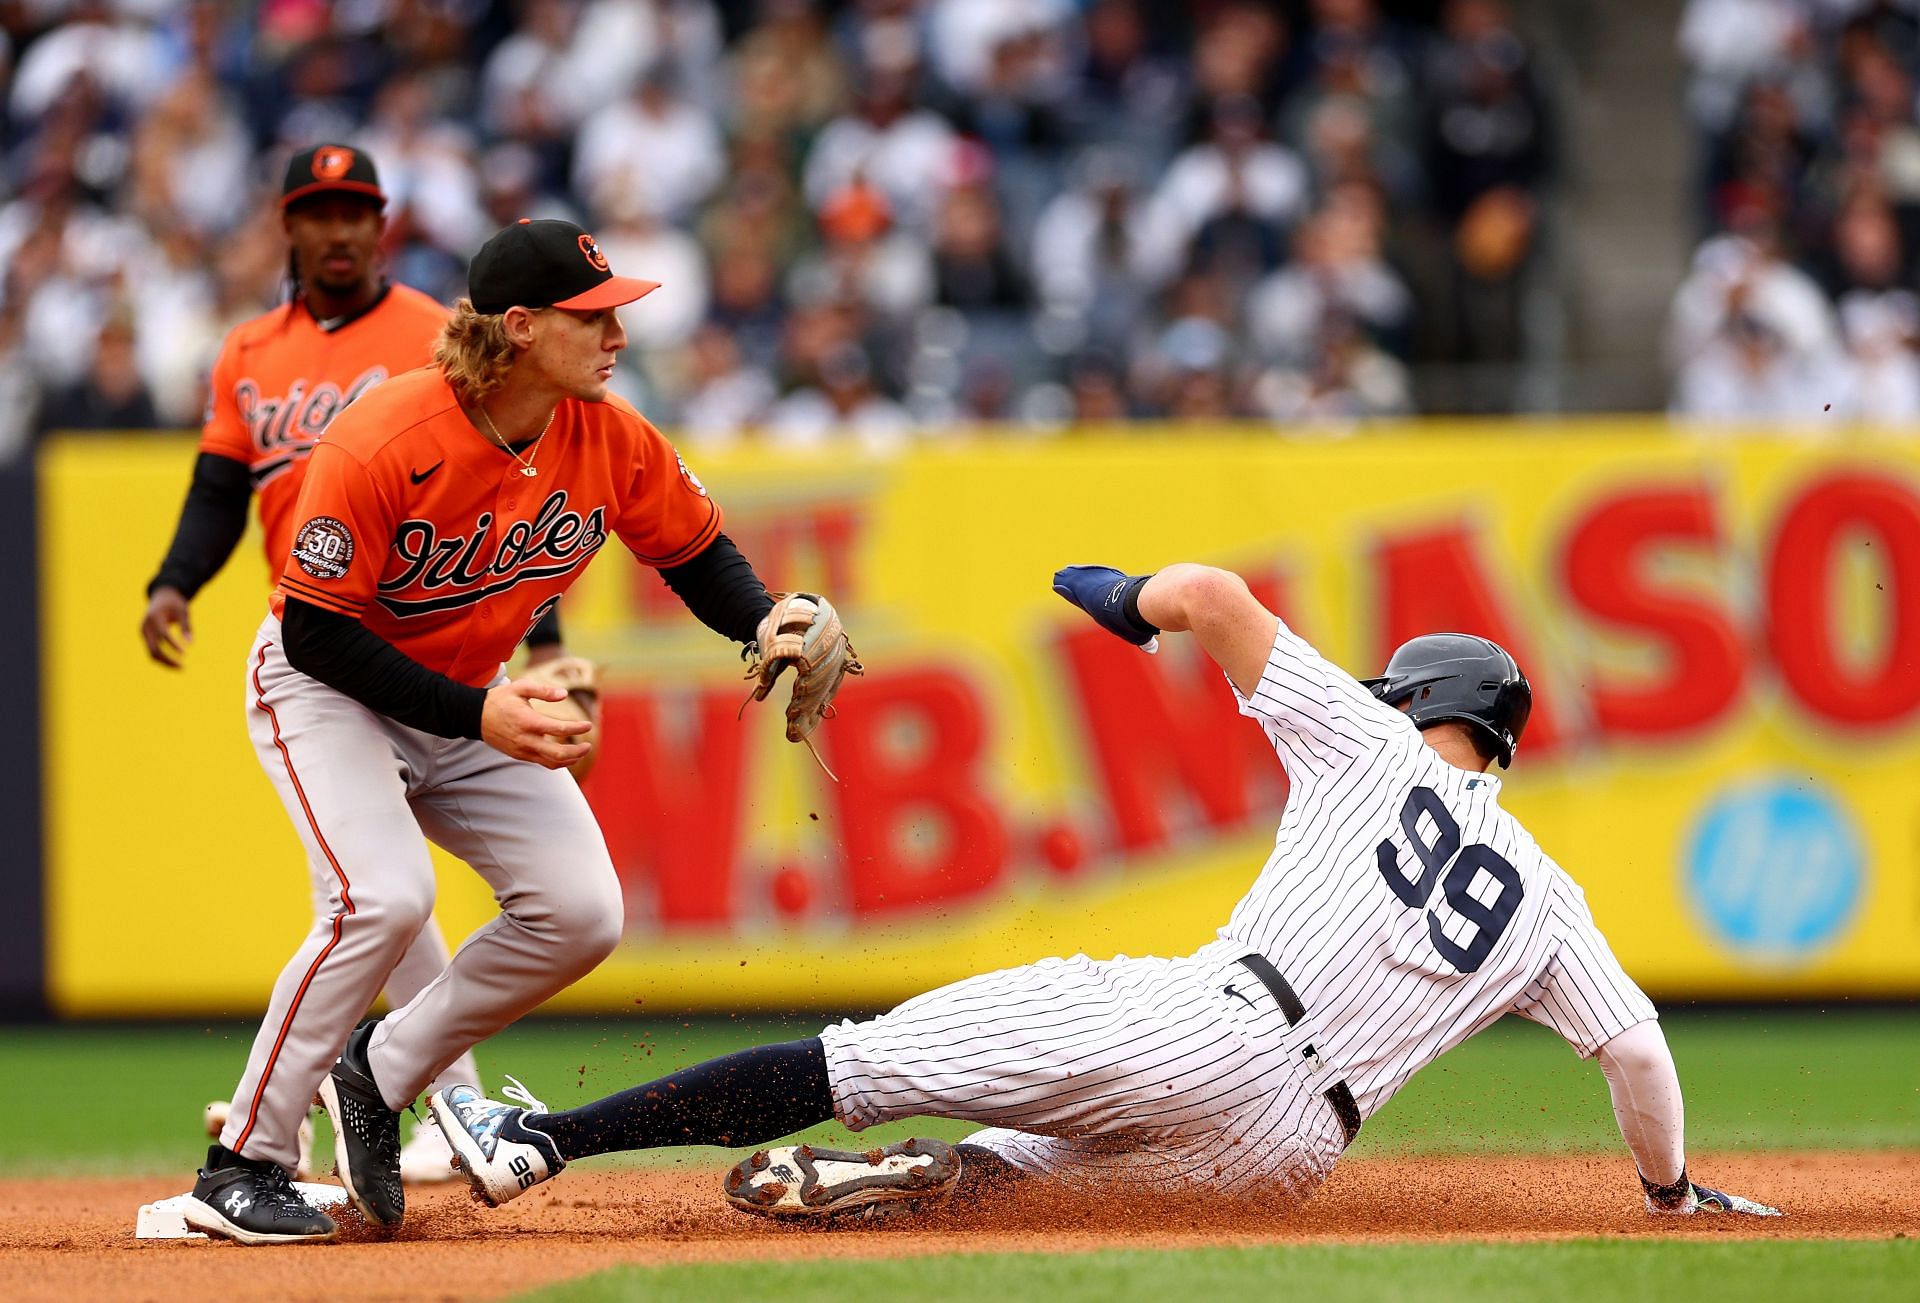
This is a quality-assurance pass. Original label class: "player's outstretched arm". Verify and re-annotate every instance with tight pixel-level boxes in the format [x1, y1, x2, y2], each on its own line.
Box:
[1136, 565, 1279, 697]
[1052, 563, 1277, 697]
[1594, 1021, 1781, 1216]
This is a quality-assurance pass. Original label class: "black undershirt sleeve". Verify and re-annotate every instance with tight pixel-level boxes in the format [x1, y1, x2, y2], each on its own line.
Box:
[658, 533, 775, 645]
[147, 452, 254, 599]
[281, 597, 487, 740]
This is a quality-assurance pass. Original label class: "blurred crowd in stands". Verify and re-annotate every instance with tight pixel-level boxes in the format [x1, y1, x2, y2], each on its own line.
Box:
[1673, 0, 1920, 422]
[0, 0, 1562, 457]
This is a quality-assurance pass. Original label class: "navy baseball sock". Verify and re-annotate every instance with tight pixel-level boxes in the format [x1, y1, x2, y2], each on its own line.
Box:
[524, 1037, 834, 1160]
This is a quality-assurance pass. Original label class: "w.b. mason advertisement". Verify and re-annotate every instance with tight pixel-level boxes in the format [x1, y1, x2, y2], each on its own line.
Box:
[40, 425, 1920, 1012]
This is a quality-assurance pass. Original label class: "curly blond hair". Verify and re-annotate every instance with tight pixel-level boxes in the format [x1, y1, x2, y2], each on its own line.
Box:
[433, 299, 519, 404]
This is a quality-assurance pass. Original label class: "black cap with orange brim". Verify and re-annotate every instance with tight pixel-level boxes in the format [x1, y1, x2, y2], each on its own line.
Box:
[468, 218, 660, 315]
[281, 143, 386, 210]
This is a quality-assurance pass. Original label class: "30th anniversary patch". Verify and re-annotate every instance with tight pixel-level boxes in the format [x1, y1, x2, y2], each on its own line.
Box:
[292, 515, 355, 580]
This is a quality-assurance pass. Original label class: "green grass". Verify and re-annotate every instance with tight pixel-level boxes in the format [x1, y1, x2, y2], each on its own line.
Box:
[512, 1241, 1920, 1303]
[0, 1008, 1913, 1177]
[1350, 1006, 1920, 1156]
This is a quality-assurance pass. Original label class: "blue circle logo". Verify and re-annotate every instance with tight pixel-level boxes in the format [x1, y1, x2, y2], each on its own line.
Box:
[1685, 780, 1863, 961]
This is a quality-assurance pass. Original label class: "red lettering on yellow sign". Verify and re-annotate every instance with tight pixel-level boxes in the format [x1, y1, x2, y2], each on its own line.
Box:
[1767, 470, 1920, 726]
[574, 461, 1920, 937]
[1055, 627, 1283, 853]
[818, 666, 1009, 915]
[591, 689, 753, 925]
[1561, 484, 1745, 736]
[1373, 523, 1565, 755]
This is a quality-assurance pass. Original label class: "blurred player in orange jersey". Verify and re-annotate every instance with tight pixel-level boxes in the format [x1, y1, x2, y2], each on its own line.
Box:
[140, 145, 554, 1185]
[142, 144, 449, 665]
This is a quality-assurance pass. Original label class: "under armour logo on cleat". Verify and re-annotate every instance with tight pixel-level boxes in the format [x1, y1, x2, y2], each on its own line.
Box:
[223, 1190, 252, 1216]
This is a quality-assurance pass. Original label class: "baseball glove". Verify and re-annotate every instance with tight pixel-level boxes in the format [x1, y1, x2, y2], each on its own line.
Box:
[744, 593, 863, 748]
[519, 654, 602, 781]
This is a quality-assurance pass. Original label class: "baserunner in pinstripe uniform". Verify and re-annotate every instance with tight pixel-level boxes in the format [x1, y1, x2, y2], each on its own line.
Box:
[431, 562, 1781, 1220]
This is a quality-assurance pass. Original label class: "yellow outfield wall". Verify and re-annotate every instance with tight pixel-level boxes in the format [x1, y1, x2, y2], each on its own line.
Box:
[41, 423, 1920, 1015]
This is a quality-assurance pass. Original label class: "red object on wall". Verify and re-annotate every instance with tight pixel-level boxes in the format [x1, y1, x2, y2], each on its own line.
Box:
[591, 688, 753, 925]
[1374, 523, 1565, 754]
[1056, 627, 1281, 852]
[1768, 470, 1920, 726]
[820, 666, 1010, 915]
[1561, 485, 1746, 736]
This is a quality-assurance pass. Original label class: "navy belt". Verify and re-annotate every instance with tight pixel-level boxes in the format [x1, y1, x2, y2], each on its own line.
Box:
[1234, 953, 1363, 1149]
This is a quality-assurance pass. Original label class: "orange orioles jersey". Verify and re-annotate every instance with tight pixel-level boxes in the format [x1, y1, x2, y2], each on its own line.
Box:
[272, 366, 721, 686]
[200, 284, 448, 574]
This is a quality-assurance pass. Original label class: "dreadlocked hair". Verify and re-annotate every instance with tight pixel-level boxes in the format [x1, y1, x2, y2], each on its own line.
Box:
[434, 299, 518, 404]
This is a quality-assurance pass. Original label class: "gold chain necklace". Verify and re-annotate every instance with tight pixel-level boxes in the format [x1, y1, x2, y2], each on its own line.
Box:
[473, 402, 554, 478]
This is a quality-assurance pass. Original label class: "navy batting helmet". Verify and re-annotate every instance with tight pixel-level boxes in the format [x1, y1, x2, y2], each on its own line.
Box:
[1361, 633, 1533, 767]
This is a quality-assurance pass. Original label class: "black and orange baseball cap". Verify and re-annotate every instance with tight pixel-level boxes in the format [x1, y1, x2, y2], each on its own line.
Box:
[281, 143, 386, 210]
[467, 218, 661, 315]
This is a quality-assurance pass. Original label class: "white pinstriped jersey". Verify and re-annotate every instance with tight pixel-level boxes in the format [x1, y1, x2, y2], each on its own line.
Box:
[1221, 620, 1656, 1119]
[819, 617, 1656, 1195]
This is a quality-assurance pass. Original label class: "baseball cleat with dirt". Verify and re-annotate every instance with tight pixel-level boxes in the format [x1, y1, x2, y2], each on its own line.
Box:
[1646, 1183, 1783, 1217]
[722, 1137, 960, 1218]
[429, 1079, 565, 1207]
[180, 1144, 338, 1246]
[317, 1021, 405, 1228]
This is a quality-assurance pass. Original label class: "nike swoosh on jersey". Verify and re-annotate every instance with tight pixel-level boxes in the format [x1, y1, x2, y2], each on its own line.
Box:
[410, 461, 445, 484]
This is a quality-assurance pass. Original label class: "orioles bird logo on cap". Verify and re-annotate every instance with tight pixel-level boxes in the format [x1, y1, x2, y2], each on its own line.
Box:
[312, 146, 356, 180]
[577, 233, 610, 273]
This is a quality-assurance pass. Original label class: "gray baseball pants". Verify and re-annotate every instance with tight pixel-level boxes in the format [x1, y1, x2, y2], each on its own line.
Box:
[219, 618, 624, 1173]
[383, 918, 481, 1100]
[285, 814, 481, 1101]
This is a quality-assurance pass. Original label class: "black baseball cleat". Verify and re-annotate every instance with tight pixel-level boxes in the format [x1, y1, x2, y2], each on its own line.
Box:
[317, 1020, 405, 1227]
[181, 1144, 337, 1245]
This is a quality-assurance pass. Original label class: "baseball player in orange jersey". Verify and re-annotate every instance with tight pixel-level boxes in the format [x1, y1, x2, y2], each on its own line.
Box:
[142, 146, 565, 1185]
[141, 143, 446, 650]
[180, 218, 820, 1246]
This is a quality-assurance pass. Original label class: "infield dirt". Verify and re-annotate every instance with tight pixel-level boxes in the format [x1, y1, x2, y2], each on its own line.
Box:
[2, 1151, 1912, 1303]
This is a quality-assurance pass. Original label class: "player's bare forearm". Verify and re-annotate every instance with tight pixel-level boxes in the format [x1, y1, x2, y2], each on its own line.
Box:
[1137, 565, 1279, 698]
[1136, 564, 1236, 631]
